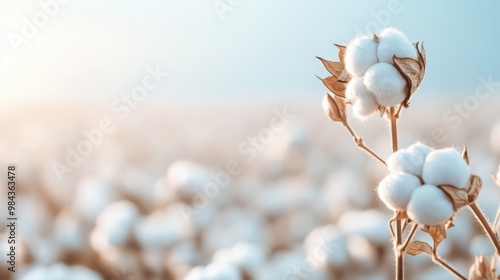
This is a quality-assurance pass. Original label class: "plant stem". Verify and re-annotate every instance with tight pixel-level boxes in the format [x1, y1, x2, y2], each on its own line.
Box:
[432, 256, 467, 280]
[342, 122, 387, 166]
[388, 107, 404, 280]
[469, 202, 500, 255]
[399, 223, 419, 252]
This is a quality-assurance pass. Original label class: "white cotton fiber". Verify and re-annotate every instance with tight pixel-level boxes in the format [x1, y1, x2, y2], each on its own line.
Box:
[377, 27, 418, 64]
[205, 263, 241, 280]
[377, 172, 421, 210]
[345, 36, 379, 77]
[407, 142, 433, 159]
[407, 184, 454, 225]
[364, 63, 407, 107]
[387, 149, 427, 177]
[346, 77, 378, 119]
[422, 148, 471, 189]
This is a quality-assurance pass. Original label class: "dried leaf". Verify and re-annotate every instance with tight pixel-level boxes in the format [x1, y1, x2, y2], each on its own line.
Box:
[322, 93, 346, 123]
[462, 145, 469, 165]
[316, 57, 344, 77]
[404, 241, 433, 256]
[393, 56, 422, 104]
[372, 33, 380, 43]
[422, 224, 447, 252]
[469, 254, 495, 280]
[334, 44, 346, 64]
[317, 75, 347, 98]
[468, 175, 483, 203]
[416, 42, 427, 85]
[439, 184, 469, 211]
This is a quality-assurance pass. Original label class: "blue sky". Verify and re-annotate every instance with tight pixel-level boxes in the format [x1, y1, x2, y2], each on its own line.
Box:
[0, 0, 499, 108]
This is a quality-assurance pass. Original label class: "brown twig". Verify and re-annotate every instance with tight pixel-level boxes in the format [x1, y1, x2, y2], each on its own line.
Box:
[342, 122, 386, 166]
[388, 106, 403, 280]
[469, 202, 500, 256]
[432, 255, 467, 280]
[399, 223, 419, 253]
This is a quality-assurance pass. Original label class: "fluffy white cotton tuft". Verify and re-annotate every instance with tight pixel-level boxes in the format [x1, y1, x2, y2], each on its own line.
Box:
[422, 148, 471, 189]
[387, 149, 427, 177]
[346, 76, 378, 119]
[377, 172, 421, 210]
[376, 27, 418, 64]
[407, 184, 454, 225]
[407, 142, 433, 159]
[363, 63, 407, 106]
[345, 36, 379, 77]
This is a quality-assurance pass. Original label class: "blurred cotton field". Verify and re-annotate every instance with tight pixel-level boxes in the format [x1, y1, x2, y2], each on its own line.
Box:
[0, 95, 500, 280]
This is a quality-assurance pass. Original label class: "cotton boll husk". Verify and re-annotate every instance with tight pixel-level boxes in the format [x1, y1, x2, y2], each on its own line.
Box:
[377, 172, 421, 210]
[338, 210, 392, 246]
[490, 122, 500, 154]
[94, 201, 140, 247]
[345, 36, 379, 77]
[205, 263, 241, 280]
[422, 148, 471, 189]
[364, 62, 407, 107]
[347, 235, 377, 271]
[377, 27, 418, 64]
[469, 235, 495, 258]
[407, 184, 454, 225]
[72, 177, 118, 223]
[304, 225, 349, 268]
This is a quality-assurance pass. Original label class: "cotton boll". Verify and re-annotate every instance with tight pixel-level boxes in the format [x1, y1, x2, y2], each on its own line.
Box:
[338, 210, 391, 246]
[304, 225, 349, 269]
[53, 210, 87, 251]
[347, 235, 377, 271]
[364, 63, 407, 107]
[346, 77, 378, 119]
[230, 242, 266, 274]
[422, 148, 471, 189]
[377, 172, 421, 210]
[407, 185, 454, 225]
[387, 150, 426, 177]
[94, 201, 140, 247]
[345, 36, 379, 77]
[407, 142, 433, 159]
[72, 177, 118, 223]
[185, 267, 208, 280]
[377, 27, 418, 64]
[205, 263, 241, 280]
[164, 161, 211, 202]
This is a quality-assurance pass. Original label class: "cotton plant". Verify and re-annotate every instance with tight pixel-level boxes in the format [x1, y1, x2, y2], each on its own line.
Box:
[318, 27, 500, 279]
